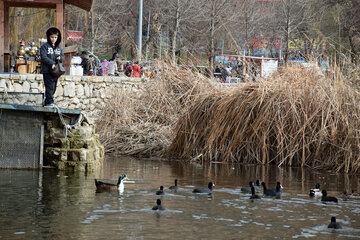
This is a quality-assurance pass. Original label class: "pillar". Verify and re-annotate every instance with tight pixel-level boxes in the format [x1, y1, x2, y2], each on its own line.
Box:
[56, 3, 64, 47]
[0, 0, 4, 72]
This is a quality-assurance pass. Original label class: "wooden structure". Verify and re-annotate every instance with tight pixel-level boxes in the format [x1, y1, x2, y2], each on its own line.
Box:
[0, 0, 92, 72]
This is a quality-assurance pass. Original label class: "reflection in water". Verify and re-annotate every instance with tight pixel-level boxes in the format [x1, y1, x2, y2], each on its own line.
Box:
[0, 156, 359, 239]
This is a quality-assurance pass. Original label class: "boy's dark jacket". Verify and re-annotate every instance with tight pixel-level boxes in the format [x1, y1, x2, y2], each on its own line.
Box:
[40, 27, 65, 74]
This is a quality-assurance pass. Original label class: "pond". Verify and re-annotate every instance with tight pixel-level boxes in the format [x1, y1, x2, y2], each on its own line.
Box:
[0, 156, 359, 239]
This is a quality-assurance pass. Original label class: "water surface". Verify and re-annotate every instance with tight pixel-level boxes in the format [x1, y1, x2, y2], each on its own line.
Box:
[1, 157, 360, 239]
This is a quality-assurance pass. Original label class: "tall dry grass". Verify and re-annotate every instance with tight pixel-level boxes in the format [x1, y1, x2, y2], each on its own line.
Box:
[96, 62, 220, 156]
[167, 66, 360, 173]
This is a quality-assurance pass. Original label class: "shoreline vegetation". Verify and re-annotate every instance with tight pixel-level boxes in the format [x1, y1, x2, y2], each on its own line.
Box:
[97, 63, 360, 173]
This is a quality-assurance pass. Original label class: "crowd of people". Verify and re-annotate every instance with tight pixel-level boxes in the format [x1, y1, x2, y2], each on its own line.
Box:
[79, 51, 147, 78]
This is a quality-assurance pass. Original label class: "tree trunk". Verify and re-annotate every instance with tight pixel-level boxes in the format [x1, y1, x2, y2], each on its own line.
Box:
[171, 0, 180, 65]
[208, 0, 216, 72]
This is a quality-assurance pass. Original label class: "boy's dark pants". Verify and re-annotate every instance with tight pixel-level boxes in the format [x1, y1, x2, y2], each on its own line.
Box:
[43, 73, 58, 105]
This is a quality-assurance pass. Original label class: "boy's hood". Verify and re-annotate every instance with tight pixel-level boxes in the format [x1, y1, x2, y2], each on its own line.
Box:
[46, 27, 62, 47]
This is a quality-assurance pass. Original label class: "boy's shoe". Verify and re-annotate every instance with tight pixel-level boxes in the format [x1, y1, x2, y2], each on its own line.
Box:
[45, 103, 55, 107]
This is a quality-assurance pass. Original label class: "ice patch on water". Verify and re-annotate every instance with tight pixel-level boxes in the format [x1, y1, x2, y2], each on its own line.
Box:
[192, 214, 210, 220]
[266, 206, 282, 211]
[253, 222, 265, 226]
[214, 217, 234, 222]
[14, 232, 25, 235]
[214, 188, 241, 195]
[80, 214, 104, 224]
[352, 208, 360, 214]
[93, 209, 127, 213]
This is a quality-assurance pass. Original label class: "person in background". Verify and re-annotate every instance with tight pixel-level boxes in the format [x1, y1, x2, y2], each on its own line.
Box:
[224, 63, 232, 83]
[108, 56, 118, 76]
[124, 62, 133, 77]
[40, 27, 64, 107]
[214, 65, 221, 78]
[101, 59, 109, 76]
[111, 52, 121, 73]
[80, 51, 91, 75]
[132, 61, 141, 78]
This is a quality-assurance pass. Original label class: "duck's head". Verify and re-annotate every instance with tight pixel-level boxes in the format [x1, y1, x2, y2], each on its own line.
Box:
[249, 181, 254, 187]
[261, 182, 266, 188]
[256, 179, 261, 186]
[315, 183, 320, 189]
[174, 179, 178, 184]
[208, 182, 215, 189]
[160, 186, 164, 190]
[118, 174, 129, 182]
[156, 199, 161, 206]
[322, 189, 327, 197]
[331, 216, 336, 223]
[276, 182, 283, 189]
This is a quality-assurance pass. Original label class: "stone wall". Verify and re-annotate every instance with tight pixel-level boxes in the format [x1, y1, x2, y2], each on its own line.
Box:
[0, 73, 142, 111]
[44, 112, 105, 171]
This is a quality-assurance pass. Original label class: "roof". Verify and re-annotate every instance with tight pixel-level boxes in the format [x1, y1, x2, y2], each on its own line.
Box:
[64, 0, 93, 11]
[4, 0, 93, 11]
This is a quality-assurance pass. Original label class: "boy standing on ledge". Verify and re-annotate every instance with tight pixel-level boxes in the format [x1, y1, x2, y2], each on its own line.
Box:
[40, 27, 64, 107]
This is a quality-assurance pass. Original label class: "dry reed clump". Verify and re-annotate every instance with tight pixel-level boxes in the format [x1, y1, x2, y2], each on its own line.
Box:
[167, 66, 360, 173]
[96, 62, 220, 157]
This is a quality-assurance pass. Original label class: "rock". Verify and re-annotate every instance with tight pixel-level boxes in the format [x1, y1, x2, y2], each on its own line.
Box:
[7, 83, 14, 91]
[99, 88, 106, 98]
[30, 82, 38, 89]
[54, 85, 63, 97]
[0, 79, 6, 89]
[63, 82, 76, 97]
[77, 84, 85, 96]
[27, 75, 36, 81]
[22, 81, 30, 92]
[84, 83, 90, 97]
[73, 97, 80, 104]
[13, 83, 22, 92]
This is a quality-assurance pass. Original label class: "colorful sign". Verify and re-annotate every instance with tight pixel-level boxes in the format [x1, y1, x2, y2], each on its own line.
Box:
[67, 31, 83, 42]
[250, 38, 281, 50]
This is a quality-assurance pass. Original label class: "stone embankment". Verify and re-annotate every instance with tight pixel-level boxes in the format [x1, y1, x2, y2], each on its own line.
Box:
[0, 73, 141, 111]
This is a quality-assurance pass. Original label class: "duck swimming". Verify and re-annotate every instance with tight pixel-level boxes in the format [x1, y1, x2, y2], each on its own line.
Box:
[241, 181, 254, 193]
[152, 199, 165, 211]
[328, 216, 341, 229]
[321, 190, 338, 203]
[156, 186, 165, 195]
[169, 179, 178, 191]
[250, 186, 261, 200]
[193, 182, 214, 194]
[254, 179, 261, 192]
[95, 174, 128, 192]
[309, 183, 322, 197]
[261, 182, 281, 197]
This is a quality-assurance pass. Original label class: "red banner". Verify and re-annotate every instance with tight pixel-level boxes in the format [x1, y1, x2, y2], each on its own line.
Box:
[67, 31, 83, 42]
[250, 38, 281, 49]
